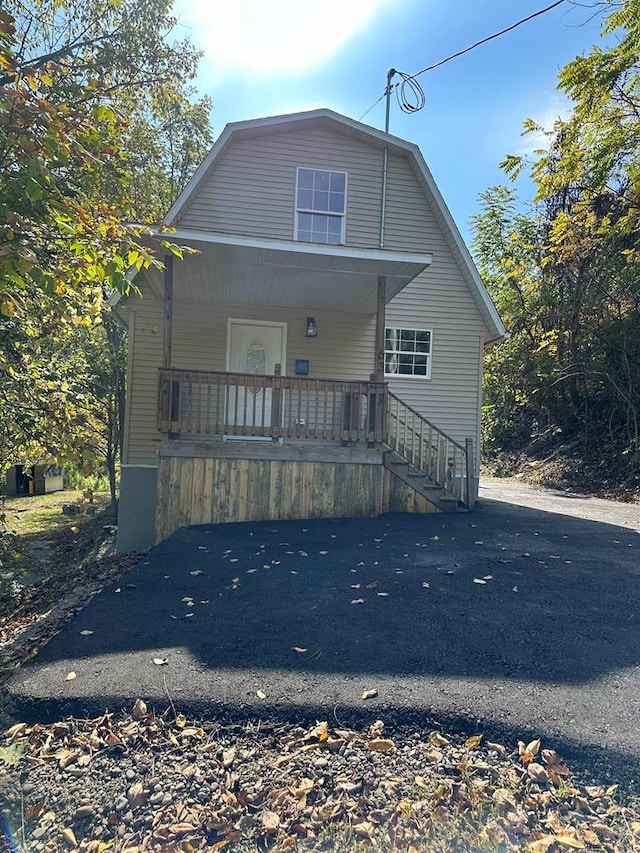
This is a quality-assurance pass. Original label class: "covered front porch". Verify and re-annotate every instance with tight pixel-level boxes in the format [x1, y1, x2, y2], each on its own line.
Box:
[150, 230, 472, 542]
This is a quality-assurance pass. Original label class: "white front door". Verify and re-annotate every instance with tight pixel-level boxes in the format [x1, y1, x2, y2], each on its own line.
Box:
[226, 320, 287, 429]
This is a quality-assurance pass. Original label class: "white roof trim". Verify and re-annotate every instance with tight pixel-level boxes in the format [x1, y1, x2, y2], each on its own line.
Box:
[152, 227, 432, 269]
[163, 108, 506, 341]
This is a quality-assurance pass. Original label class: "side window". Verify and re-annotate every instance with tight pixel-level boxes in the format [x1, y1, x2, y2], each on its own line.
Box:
[384, 328, 432, 378]
[295, 168, 346, 245]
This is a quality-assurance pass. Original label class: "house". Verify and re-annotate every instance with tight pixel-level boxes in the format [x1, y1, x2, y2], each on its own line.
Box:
[115, 109, 506, 553]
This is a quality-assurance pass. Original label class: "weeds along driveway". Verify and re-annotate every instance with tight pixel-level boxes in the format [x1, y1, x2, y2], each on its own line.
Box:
[5, 490, 640, 779]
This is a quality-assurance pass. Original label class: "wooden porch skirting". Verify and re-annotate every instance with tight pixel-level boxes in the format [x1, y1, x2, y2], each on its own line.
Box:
[155, 441, 439, 543]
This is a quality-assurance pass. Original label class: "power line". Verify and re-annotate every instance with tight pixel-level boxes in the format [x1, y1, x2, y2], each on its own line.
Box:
[359, 92, 386, 122]
[406, 0, 567, 80]
[358, 0, 567, 123]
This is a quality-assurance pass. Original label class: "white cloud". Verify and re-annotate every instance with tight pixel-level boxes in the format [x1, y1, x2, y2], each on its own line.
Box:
[173, 0, 392, 78]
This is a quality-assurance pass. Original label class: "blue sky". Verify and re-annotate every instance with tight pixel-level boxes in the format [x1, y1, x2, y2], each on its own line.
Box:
[171, 0, 607, 243]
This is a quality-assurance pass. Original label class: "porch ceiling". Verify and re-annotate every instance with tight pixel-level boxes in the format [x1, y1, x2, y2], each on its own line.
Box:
[149, 230, 432, 314]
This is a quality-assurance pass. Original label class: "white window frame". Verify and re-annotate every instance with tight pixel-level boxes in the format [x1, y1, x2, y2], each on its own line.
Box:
[294, 167, 347, 245]
[384, 327, 433, 379]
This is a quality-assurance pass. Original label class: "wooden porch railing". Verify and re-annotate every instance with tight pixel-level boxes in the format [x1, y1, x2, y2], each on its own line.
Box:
[158, 368, 388, 443]
[386, 391, 473, 505]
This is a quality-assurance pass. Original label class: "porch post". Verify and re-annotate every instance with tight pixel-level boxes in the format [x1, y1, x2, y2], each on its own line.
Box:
[370, 274, 388, 444]
[375, 275, 386, 380]
[163, 253, 173, 369]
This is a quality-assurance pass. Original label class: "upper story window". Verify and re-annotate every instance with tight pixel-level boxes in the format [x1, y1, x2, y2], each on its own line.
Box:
[295, 167, 346, 245]
[385, 327, 432, 378]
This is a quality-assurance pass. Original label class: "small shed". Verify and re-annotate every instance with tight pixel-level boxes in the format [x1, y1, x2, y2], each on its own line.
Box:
[5, 464, 64, 496]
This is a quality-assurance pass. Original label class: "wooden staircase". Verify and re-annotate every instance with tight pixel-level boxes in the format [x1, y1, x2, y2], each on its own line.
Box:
[384, 392, 475, 512]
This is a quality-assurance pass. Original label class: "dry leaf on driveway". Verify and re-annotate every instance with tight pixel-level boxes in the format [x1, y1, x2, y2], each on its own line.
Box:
[368, 738, 395, 752]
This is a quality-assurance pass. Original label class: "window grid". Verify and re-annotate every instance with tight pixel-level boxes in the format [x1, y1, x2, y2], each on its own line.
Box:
[384, 327, 432, 378]
[296, 168, 346, 245]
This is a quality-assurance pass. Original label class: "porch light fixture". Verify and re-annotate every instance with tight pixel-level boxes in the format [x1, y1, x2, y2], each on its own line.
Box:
[305, 317, 317, 337]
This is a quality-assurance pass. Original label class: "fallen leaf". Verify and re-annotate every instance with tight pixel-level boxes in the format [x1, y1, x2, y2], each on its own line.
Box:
[181, 727, 204, 739]
[61, 827, 77, 847]
[175, 713, 187, 728]
[5, 723, 28, 738]
[24, 802, 44, 822]
[362, 689, 378, 700]
[527, 834, 556, 852]
[424, 750, 443, 763]
[127, 782, 149, 808]
[353, 821, 375, 839]
[591, 824, 616, 841]
[429, 732, 450, 747]
[132, 699, 147, 720]
[464, 734, 483, 750]
[555, 836, 585, 849]
[0, 741, 28, 767]
[527, 762, 549, 784]
[309, 722, 329, 741]
[65, 671, 77, 681]
[256, 689, 267, 699]
[168, 822, 198, 836]
[368, 738, 395, 752]
[262, 810, 281, 832]
[222, 747, 236, 768]
[522, 737, 542, 763]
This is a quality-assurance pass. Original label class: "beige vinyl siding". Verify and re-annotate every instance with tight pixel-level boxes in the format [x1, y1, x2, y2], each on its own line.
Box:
[123, 297, 163, 465]
[180, 128, 383, 248]
[383, 153, 488, 468]
[124, 288, 377, 465]
[387, 271, 485, 471]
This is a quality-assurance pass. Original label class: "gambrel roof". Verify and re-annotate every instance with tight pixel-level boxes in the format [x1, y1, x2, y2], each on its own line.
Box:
[164, 108, 506, 342]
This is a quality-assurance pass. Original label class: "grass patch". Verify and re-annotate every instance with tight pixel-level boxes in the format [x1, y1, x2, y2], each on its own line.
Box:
[2, 490, 109, 538]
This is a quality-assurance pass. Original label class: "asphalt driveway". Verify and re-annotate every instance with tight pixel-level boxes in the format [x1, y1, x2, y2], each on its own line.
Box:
[5, 480, 640, 783]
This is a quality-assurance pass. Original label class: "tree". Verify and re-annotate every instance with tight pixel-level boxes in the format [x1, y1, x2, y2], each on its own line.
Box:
[0, 0, 212, 501]
[476, 0, 640, 488]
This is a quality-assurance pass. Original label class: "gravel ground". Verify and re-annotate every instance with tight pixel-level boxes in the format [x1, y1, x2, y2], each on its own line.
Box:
[1, 705, 637, 852]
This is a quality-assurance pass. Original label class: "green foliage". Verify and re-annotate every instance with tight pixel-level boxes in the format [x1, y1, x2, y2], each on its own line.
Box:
[0, 0, 213, 492]
[476, 0, 640, 481]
